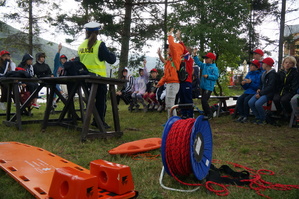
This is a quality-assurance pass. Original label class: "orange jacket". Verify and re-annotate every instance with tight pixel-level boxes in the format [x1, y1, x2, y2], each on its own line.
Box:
[158, 35, 184, 86]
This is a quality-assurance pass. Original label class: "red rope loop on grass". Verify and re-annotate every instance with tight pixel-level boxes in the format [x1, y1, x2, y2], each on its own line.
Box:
[205, 181, 229, 196]
[212, 160, 299, 198]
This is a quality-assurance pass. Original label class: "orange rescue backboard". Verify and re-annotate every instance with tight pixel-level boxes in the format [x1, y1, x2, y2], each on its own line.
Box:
[0, 142, 137, 199]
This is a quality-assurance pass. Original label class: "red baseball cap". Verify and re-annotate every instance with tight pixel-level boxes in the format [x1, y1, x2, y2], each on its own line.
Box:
[202, 52, 216, 60]
[150, 68, 158, 73]
[252, 49, 264, 56]
[0, 50, 10, 56]
[248, 59, 260, 68]
[262, 57, 274, 67]
[60, 54, 68, 60]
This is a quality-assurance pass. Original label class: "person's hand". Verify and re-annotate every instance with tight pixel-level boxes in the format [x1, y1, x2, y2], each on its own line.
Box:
[244, 78, 251, 83]
[203, 75, 208, 78]
[175, 30, 181, 41]
[157, 48, 161, 55]
[143, 59, 147, 65]
[193, 48, 198, 56]
[58, 43, 62, 51]
[167, 28, 174, 36]
[257, 89, 260, 93]
[255, 93, 260, 99]
[241, 80, 246, 85]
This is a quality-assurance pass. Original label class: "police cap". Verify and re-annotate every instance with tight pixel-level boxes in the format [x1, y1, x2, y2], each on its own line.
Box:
[84, 22, 101, 31]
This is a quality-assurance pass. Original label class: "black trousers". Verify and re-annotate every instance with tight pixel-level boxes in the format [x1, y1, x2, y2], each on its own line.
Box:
[179, 82, 193, 118]
[25, 82, 38, 98]
[116, 91, 132, 105]
[0, 84, 8, 102]
[273, 93, 293, 114]
[94, 83, 107, 123]
[201, 89, 212, 117]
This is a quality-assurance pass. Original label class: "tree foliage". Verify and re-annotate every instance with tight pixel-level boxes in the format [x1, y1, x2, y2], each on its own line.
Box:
[1, 0, 59, 54]
[54, 0, 166, 77]
[166, 0, 279, 95]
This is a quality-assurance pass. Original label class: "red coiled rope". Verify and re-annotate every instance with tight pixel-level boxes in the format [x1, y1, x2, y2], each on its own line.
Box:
[163, 119, 299, 198]
[164, 118, 229, 196]
[166, 118, 194, 176]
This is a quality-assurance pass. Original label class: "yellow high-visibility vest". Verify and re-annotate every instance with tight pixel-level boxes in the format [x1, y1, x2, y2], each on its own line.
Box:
[78, 39, 107, 77]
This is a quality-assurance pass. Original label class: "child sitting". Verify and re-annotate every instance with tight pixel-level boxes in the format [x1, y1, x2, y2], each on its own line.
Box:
[143, 68, 160, 110]
[116, 68, 134, 106]
[273, 56, 299, 119]
[131, 60, 148, 112]
[18, 53, 40, 109]
[33, 53, 53, 78]
[248, 57, 278, 124]
[235, 60, 262, 123]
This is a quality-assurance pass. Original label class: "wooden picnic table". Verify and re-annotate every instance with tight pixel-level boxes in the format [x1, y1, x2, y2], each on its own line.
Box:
[0, 77, 44, 130]
[40, 75, 126, 141]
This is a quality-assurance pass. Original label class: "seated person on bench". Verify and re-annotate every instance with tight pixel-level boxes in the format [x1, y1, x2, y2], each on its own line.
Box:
[116, 67, 134, 107]
[235, 60, 261, 123]
[248, 57, 278, 125]
[17, 54, 39, 109]
[130, 60, 148, 112]
[273, 56, 299, 120]
[0, 50, 16, 110]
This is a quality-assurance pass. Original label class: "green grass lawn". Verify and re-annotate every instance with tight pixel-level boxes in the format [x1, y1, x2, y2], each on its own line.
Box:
[0, 99, 298, 199]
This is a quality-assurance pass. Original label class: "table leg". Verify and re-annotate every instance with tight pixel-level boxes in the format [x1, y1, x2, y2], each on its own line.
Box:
[81, 83, 106, 141]
[58, 83, 79, 122]
[5, 83, 12, 122]
[77, 86, 85, 122]
[13, 83, 22, 130]
[109, 84, 121, 132]
[41, 84, 55, 131]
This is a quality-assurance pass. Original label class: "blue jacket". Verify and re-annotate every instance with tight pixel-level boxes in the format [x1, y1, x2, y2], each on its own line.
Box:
[193, 56, 219, 91]
[53, 52, 62, 77]
[242, 70, 262, 94]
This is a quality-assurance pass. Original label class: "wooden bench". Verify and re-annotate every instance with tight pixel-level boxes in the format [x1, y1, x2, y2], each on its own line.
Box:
[197, 95, 237, 117]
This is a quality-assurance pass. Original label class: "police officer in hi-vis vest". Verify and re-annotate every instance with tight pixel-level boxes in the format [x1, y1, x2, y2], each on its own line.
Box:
[78, 22, 116, 129]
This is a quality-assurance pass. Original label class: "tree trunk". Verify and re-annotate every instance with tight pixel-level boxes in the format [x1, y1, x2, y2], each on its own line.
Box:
[163, 0, 168, 58]
[118, 0, 132, 78]
[29, 0, 33, 55]
[278, 0, 286, 70]
[215, 80, 222, 96]
[199, 0, 205, 53]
